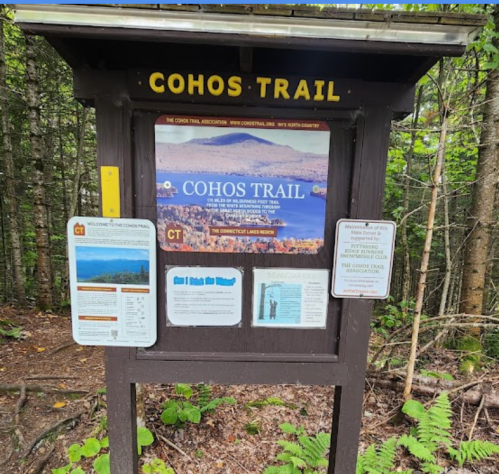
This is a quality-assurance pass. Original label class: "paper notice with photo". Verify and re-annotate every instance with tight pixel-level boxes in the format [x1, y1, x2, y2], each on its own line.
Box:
[252, 268, 329, 328]
[67, 217, 157, 347]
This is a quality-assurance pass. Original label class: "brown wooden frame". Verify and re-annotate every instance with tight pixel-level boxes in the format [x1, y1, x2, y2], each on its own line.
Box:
[93, 76, 394, 472]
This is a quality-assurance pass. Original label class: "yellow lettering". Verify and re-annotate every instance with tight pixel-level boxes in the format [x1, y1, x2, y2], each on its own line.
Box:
[228, 76, 242, 97]
[327, 81, 340, 102]
[149, 72, 165, 93]
[294, 79, 311, 100]
[256, 77, 271, 98]
[168, 73, 185, 94]
[274, 78, 290, 99]
[314, 80, 325, 101]
[207, 75, 224, 96]
[188, 74, 204, 95]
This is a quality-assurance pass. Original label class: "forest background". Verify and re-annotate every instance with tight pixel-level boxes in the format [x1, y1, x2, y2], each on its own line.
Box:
[1, 3, 499, 396]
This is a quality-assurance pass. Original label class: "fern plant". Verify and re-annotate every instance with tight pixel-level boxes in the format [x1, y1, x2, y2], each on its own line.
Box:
[448, 440, 499, 467]
[264, 423, 330, 474]
[160, 383, 236, 429]
[397, 391, 453, 473]
[400, 391, 499, 472]
[358, 391, 499, 473]
[356, 437, 412, 474]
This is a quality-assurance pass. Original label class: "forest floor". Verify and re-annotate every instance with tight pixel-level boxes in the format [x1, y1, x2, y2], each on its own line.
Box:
[0, 305, 498, 474]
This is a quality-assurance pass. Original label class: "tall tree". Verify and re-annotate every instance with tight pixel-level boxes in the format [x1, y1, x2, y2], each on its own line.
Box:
[26, 34, 52, 309]
[459, 4, 499, 327]
[0, 12, 25, 305]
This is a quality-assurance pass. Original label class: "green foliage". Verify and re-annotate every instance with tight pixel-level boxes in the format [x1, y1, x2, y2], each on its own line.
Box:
[484, 328, 499, 360]
[160, 384, 235, 429]
[448, 440, 499, 467]
[244, 420, 261, 435]
[399, 392, 453, 468]
[456, 336, 482, 374]
[93, 454, 110, 474]
[358, 391, 499, 473]
[52, 428, 154, 474]
[419, 370, 454, 381]
[137, 427, 154, 455]
[245, 396, 297, 410]
[142, 458, 175, 474]
[372, 300, 413, 335]
[0, 319, 22, 341]
[356, 438, 407, 474]
[264, 424, 330, 473]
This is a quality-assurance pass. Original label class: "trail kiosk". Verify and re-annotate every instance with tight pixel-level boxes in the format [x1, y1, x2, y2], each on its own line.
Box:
[14, 5, 485, 473]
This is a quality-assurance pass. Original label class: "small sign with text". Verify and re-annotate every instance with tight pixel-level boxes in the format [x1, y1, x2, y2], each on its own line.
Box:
[331, 219, 396, 299]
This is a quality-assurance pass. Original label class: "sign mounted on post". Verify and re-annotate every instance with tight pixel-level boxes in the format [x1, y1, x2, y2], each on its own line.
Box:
[155, 115, 330, 254]
[67, 217, 157, 347]
[331, 219, 396, 299]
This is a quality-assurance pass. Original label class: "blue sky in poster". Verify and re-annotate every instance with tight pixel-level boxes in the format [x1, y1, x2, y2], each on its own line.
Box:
[76, 247, 149, 261]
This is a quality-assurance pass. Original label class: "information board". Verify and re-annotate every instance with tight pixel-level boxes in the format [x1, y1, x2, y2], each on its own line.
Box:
[67, 217, 157, 347]
[252, 268, 329, 328]
[166, 266, 243, 326]
[331, 219, 396, 299]
[155, 115, 330, 254]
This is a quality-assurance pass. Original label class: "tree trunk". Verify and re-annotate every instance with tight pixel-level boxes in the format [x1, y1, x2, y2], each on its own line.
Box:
[438, 167, 452, 317]
[401, 85, 424, 314]
[0, 15, 26, 305]
[26, 34, 52, 310]
[459, 5, 499, 331]
[69, 107, 87, 218]
[404, 107, 449, 400]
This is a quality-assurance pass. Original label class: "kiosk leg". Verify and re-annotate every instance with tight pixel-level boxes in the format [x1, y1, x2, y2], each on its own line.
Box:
[106, 348, 138, 474]
[329, 382, 365, 473]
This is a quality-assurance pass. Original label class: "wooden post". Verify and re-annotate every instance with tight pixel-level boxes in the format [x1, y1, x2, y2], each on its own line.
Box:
[95, 94, 139, 474]
[329, 106, 392, 473]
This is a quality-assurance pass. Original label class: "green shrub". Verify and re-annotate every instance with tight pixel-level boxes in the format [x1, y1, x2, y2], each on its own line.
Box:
[52, 427, 154, 474]
[160, 384, 236, 429]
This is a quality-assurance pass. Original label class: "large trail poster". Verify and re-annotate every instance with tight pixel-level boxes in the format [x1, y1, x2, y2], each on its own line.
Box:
[155, 116, 330, 254]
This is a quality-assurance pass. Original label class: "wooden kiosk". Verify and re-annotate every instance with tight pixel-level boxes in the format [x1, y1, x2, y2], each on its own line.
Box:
[14, 5, 484, 473]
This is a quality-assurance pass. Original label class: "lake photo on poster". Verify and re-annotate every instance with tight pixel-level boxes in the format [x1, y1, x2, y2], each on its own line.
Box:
[75, 247, 150, 285]
[157, 172, 327, 240]
[155, 117, 331, 254]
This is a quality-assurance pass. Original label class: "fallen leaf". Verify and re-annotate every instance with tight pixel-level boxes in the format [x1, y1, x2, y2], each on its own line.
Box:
[59, 383, 67, 389]
[37, 347, 46, 352]
[53, 402, 66, 409]
[80, 358, 87, 363]
[216, 461, 224, 468]
[0, 367, 5, 372]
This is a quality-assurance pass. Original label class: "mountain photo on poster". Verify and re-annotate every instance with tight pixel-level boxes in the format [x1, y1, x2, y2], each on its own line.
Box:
[75, 246, 150, 285]
[155, 117, 330, 254]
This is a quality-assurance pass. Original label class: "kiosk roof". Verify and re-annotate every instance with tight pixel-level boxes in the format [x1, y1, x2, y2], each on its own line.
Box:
[13, 4, 487, 84]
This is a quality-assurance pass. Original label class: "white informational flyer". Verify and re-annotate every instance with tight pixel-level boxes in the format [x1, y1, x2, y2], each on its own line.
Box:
[67, 217, 157, 347]
[252, 268, 329, 328]
[331, 219, 396, 299]
[166, 266, 243, 326]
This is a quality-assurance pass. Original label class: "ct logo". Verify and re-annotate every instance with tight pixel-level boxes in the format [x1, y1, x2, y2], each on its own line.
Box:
[73, 222, 86, 236]
[165, 223, 183, 244]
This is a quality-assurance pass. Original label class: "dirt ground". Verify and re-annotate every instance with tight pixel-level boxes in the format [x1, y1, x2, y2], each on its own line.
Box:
[0, 305, 498, 474]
